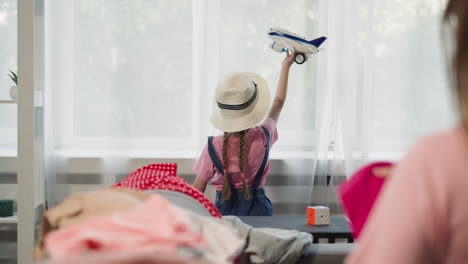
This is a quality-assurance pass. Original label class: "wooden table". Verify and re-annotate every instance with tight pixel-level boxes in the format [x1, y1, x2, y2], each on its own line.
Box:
[238, 215, 354, 243]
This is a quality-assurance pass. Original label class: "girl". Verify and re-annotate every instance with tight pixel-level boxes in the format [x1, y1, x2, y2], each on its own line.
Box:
[193, 52, 295, 216]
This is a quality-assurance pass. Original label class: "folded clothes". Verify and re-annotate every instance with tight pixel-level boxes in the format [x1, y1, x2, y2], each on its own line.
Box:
[44, 194, 205, 262]
[40, 189, 244, 264]
[224, 216, 313, 264]
[184, 210, 245, 264]
[44, 188, 151, 229]
[36, 188, 153, 259]
[112, 163, 222, 218]
[146, 190, 213, 217]
[36, 247, 208, 264]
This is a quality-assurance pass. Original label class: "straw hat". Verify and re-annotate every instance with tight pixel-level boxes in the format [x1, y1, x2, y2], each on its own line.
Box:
[211, 72, 271, 132]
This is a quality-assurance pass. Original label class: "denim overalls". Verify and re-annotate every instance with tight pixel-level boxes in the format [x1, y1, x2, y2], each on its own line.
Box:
[207, 126, 273, 216]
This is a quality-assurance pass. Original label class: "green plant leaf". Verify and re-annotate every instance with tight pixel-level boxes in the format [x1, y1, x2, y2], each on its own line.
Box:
[8, 70, 17, 85]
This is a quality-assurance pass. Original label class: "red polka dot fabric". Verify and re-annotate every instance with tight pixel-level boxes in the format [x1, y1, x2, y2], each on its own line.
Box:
[111, 163, 222, 218]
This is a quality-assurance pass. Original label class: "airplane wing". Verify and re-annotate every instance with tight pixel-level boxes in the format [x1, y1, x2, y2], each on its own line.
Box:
[283, 42, 296, 51]
[277, 39, 295, 52]
[305, 45, 319, 54]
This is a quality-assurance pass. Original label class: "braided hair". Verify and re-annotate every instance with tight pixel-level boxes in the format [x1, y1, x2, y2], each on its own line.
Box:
[220, 130, 250, 202]
[239, 130, 250, 199]
[221, 132, 231, 201]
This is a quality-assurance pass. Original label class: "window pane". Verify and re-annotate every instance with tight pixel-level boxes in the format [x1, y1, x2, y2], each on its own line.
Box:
[356, 0, 454, 151]
[74, 0, 192, 138]
[220, 0, 319, 132]
[0, 0, 17, 148]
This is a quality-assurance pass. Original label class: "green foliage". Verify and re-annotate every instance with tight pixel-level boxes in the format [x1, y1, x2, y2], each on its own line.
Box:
[7, 70, 17, 85]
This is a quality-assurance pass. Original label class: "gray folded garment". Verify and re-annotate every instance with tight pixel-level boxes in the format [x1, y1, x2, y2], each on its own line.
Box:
[145, 189, 212, 217]
[224, 216, 313, 264]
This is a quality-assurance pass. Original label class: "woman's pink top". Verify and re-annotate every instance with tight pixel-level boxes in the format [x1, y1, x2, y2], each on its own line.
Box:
[194, 117, 278, 191]
[346, 126, 468, 264]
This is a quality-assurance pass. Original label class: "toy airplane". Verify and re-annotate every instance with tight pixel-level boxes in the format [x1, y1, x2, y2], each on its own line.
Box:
[268, 27, 327, 64]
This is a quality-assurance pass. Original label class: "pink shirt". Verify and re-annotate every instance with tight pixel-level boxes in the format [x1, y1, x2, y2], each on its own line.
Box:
[194, 117, 278, 191]
[346, 126, 468, 264]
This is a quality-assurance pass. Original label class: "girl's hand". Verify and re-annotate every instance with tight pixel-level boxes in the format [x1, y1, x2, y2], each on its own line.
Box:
[282, 50, 295, 69]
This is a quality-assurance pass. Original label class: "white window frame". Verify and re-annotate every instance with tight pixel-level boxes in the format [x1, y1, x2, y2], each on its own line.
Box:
[48, 0, 323, 156]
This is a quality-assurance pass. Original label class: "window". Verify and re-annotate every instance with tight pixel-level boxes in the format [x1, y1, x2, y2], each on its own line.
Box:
[48, 0, 455, 157]
[0, 0, 17, 150]
[51, 0, 193, 151]
[50, 0, 321, 153]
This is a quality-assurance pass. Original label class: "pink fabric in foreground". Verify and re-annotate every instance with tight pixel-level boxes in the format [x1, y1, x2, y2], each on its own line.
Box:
[345, 126, 468, 263]
[44, 195, 205, 261]
[338, 162, 393, 238]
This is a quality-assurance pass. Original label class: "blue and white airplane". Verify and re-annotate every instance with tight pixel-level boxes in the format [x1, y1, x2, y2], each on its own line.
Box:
[268, 27, 327, 64]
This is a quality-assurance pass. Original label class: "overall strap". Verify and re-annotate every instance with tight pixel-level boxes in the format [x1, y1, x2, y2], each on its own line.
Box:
[207, 136, 236, 195]
[207, 136, 224, 174]
[252, 126, 271, 190]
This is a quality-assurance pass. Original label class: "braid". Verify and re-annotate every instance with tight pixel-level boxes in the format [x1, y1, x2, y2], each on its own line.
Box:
[221, 132, 231, 202]
[239, 131, 245, 174]
[239, 130, 250, 199]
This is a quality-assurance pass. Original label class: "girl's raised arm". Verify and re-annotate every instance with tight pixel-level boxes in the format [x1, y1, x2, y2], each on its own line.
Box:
[268, 51, 295, 123]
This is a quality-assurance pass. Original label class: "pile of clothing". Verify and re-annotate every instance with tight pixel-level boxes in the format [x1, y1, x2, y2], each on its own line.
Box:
[35, 164, 313, 264]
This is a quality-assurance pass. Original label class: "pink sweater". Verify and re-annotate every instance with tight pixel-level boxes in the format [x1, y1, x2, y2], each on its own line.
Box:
[346, 126, 468, 263]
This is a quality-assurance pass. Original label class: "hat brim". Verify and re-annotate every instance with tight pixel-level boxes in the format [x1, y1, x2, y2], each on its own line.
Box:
[210, 72, 271, 133]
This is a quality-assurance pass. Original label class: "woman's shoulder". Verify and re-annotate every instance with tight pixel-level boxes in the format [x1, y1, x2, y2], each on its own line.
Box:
[411, 126, 466, 156]
[402, 126, 468, 174]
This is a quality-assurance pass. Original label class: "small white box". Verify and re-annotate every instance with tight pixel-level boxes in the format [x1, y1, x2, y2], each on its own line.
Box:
[307, 206, 330, 225]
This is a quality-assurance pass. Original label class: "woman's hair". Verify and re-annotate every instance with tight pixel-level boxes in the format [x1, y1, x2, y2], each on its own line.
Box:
[221, 130, 250, 201]
[444, 0, 468, 130]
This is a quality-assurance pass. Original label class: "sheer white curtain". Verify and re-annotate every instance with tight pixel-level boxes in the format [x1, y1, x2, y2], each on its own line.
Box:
[46, 0, 322, 212]
[46, 0, 198, 206]
[320, 0, 456, 179]
[50, 0, 194, 153]
[44, 0, 457, 213]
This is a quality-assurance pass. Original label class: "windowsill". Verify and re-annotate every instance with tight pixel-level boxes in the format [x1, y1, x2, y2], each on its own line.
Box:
[53, 149, 200, 159]
[0, 149, 16, 157]
[0, 214, 17, 224]
[0, 148, 404, 161]
[49, 149, 403, 161]
[52, 149, 330, 160]
[0, 100, 16, 104]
